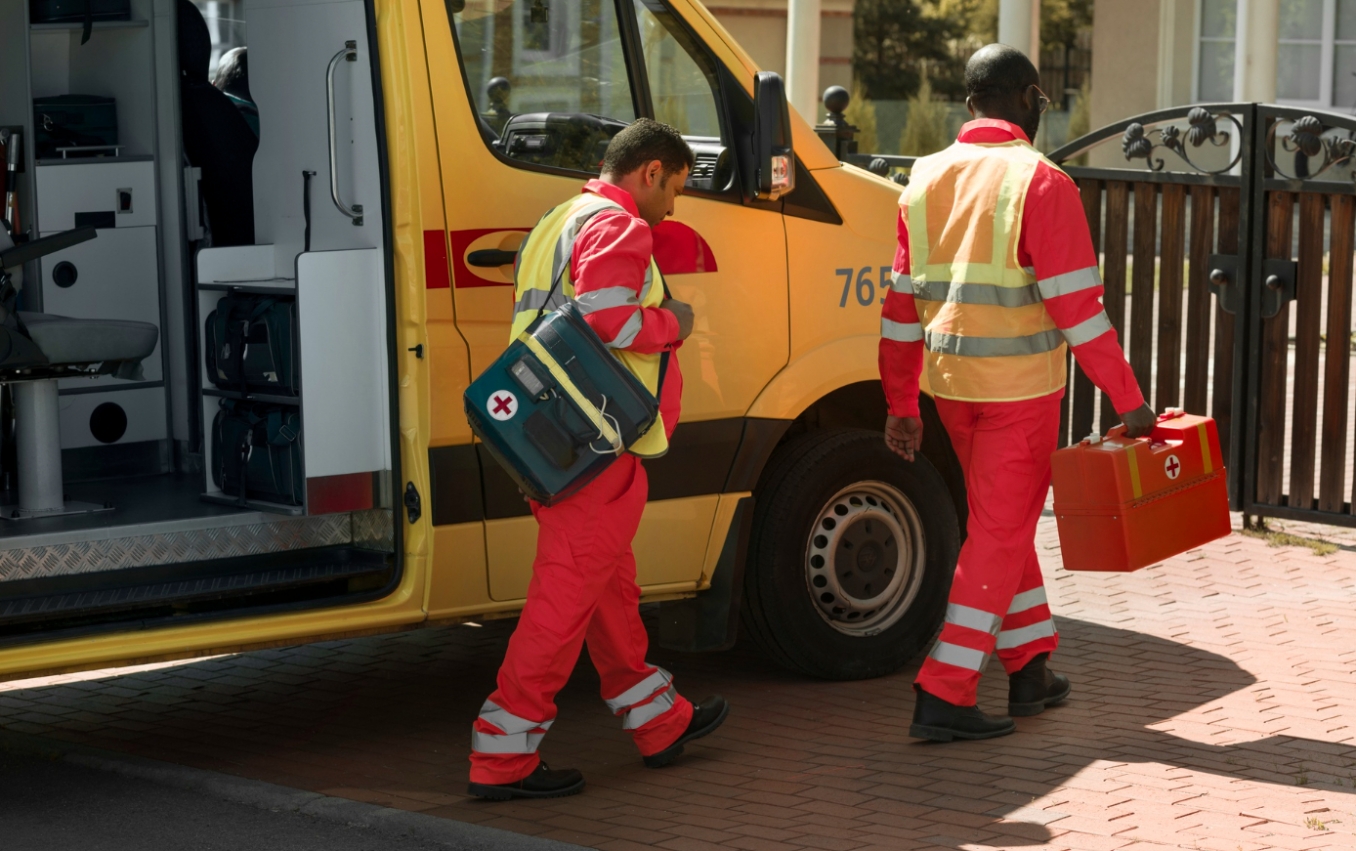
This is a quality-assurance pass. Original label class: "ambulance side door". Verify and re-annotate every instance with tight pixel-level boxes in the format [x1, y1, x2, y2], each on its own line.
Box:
[421, 1, 786, 604]
[626, 1, 789, 594]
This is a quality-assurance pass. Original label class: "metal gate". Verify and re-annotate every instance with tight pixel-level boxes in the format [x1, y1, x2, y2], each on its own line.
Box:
[842, 102, 1356, 526]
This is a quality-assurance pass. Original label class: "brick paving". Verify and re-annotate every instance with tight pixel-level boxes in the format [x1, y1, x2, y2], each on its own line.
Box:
[3, 511, 1356, 850]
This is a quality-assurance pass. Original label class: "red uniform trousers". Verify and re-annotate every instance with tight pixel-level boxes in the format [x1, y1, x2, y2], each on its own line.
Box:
[468, 454, 694, 785]
[915, 394, 1062, 707]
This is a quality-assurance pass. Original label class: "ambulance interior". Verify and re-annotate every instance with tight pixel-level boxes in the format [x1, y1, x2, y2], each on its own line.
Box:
[0, 0, 398, 638]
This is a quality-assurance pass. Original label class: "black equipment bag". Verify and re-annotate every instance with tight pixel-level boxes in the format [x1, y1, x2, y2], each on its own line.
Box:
[33, 95, 118, 159]
[205, 295, 299, 396]
[211, 399, 303, 506]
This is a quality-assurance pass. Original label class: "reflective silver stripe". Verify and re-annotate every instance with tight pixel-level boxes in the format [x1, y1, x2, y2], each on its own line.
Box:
[945, 603, 1002, 636]
[513, 288, 568, 317]
[606, 310, 644, 349]
[928, 641, 987, 672]
[472, 700, 553, 755]
[1037, 266, 1102, 300]
[882, 318, 924, 343]
[1062, 311, 1114, 347]
[924, 329, 1065, 357]
[912, 279, 1042, 308]
[575, 286, 639, 315]
[1007, 587, 1048, 615]
[891, 271, 911, 293]
[605, 668, 673, 713]
[471, 729, 547, 754]
[477, 700, 554, 735]
[640, 264, 657, 303]
[621, 688, 677, 730]
[996, 619, 1056, 650]
[548, 199, 619, 287]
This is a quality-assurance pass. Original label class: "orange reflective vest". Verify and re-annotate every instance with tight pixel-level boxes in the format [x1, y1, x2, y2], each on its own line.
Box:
[900, 139, 1067, 403]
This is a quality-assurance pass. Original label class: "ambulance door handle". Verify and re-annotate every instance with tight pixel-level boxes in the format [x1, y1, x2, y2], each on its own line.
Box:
[326, 40, 363, 226]
[468, 249, 517, 267]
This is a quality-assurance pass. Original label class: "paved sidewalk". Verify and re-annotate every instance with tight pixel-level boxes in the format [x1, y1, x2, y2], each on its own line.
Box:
[2, 512, 1356, 851]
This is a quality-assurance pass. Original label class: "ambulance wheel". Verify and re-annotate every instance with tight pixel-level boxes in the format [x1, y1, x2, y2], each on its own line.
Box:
[742, 428, 959, 680]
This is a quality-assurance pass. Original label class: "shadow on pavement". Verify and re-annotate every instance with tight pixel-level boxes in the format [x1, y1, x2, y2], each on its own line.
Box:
[0, 613, 1352, 849]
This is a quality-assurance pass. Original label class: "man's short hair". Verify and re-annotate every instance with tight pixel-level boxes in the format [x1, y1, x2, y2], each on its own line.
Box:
[601, 118, 694, 181]
[965, 44, 1040, 109]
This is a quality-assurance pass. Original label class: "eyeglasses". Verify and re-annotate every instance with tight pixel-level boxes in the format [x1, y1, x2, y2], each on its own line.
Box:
[1031, 85, 1051, 115]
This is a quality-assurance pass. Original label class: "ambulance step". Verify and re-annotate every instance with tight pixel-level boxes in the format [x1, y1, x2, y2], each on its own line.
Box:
[0, 546, 391, 637]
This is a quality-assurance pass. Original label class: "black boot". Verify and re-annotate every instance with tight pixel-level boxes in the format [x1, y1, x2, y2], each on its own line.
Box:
[909, 686, 1016, 742]
[643, 695, 729, 768]
[1007, 652, 1071, 717]
[468, 762, 585, 800]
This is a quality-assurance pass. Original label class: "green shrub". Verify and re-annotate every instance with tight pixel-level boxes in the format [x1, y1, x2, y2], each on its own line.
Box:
[1066, 78, 1092, 164]
[898, 78, 951, 156]
[843, 80, 879, 154]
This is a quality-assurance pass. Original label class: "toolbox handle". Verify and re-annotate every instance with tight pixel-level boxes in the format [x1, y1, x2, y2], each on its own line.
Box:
[1093, 408, 1190, 445]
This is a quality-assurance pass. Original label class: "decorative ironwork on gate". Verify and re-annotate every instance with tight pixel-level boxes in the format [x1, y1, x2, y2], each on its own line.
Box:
[824, 92, 1356, 527]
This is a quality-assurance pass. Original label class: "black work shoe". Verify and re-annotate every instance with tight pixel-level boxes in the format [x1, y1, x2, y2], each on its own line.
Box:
[1007, 652, 1071, 717]
[643, 695, 729, 768]
[909, 686, 1016, 742]
[467, 763, 585, 800]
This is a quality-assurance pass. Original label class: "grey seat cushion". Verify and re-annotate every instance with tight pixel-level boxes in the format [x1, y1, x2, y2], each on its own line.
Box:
[18, 312, 158, 366]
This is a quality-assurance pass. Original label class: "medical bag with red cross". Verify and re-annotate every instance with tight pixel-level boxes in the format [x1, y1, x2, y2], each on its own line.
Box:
[1050, 410, 1231, 572]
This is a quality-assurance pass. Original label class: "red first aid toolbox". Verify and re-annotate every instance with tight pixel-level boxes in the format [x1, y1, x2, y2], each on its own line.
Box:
[1051, 410, 1231, 572]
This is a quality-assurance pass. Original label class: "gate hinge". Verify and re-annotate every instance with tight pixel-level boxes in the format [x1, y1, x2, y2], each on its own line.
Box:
[403, 481, 422, 524]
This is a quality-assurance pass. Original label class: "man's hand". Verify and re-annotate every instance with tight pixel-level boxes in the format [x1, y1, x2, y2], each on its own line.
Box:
[884, 415, 923, 461]
[661, 298, 694, 341]
[1120, 404, 1156, 439]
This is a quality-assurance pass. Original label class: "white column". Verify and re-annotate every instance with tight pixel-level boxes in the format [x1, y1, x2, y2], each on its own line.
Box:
[786, 0, 821, 122]
[1156, 0, 1178, 109]
[1232, 0, 1279, 102]
[998, 0, 1041, 66]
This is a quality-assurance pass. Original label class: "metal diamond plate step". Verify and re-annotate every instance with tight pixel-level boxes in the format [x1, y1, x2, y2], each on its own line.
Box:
[0, 510, 394, 583]
[0, 549, 390, 626]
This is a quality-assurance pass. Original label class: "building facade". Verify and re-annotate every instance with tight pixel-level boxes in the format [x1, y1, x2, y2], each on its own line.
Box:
[1091, 0, 1350, 139]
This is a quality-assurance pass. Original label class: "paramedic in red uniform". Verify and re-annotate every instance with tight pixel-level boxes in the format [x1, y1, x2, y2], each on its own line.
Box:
[880, 45, 1156, 741]
[468, 120, 728, 799]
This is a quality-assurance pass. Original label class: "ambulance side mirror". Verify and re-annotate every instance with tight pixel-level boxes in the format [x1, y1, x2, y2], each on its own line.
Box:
[750, 72, 795, 202]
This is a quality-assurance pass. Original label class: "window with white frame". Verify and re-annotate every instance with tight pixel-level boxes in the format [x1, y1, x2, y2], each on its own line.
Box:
[1196, 0, 1356, 109]
[1336, 0, 1356, 109]
[1196, 0, 1236, 102]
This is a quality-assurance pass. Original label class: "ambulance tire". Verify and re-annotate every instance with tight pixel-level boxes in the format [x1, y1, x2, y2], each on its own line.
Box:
[742, 428, 959, 681]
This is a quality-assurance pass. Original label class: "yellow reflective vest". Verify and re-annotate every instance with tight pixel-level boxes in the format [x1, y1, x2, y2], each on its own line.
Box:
[510, 191, 670, 458]
[902, 139, 1067, 403]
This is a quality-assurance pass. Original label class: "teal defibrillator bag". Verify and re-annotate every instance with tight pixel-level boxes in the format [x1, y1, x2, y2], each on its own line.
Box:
[464, 301, 662, 506]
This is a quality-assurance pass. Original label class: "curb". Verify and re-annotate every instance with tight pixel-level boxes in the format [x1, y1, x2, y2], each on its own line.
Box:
[0, 729, 588, 851]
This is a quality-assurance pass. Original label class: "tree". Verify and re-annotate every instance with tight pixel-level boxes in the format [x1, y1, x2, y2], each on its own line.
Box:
[1041, 0, 1094, 49]
[852, 0, 967, 101]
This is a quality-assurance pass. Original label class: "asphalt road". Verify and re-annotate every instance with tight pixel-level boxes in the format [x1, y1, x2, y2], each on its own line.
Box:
[0, 749, 538, 851]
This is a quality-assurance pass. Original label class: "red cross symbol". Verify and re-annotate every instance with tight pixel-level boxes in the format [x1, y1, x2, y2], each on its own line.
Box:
[487, 390, 518, 421]
[1165, 455, 1181, 480]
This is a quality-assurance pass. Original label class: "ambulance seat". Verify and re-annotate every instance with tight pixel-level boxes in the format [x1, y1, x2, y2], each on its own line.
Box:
[19, 314, 158, 371]
[1, 313, 158, 520]
[0, 228, 159, 519]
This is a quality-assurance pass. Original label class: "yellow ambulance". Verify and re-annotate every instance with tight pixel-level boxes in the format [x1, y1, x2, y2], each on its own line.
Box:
[0, 0, 962, 683]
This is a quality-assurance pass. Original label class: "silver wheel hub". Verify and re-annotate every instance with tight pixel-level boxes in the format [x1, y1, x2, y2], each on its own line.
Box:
[805, 481, 926, 636]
